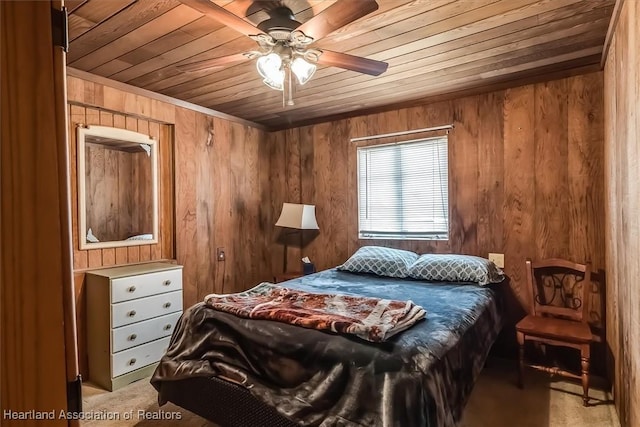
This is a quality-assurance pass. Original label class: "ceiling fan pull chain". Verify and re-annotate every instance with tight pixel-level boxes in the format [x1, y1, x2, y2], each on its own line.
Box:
[287, 65, 294, 107]
[283, 63, 295, 107]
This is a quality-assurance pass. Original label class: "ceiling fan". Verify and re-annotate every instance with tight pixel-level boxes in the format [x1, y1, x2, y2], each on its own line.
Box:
[176, 0, 389, 106]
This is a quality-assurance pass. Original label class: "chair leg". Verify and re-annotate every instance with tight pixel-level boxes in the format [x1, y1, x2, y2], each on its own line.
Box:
[581, 344, 590, 406]
[517, 331, 524, 389]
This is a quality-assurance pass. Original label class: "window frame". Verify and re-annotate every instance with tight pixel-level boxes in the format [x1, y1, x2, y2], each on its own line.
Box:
[356, 135, 450, 241]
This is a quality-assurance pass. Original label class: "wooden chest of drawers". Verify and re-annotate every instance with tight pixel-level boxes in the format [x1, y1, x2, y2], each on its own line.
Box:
[86, 262, 183, 391]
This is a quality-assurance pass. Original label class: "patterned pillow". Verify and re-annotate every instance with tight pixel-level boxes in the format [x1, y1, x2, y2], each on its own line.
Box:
[338, 246, 418, 278]
[409, 254, 504, 286]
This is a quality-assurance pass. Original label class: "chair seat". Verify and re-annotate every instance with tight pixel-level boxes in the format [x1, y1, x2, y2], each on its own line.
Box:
[516, 315, 592, 343]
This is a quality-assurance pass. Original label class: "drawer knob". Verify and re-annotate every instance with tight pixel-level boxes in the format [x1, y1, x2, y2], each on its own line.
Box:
[128, 334, 137, 341]
[127, 310, 136, 317]
[128, 358, 136, 366]
[127, 285, 136, 293]
[163, 324, 172, 331]
[163, 280, 172, 286]
[163, 302, 172, 309]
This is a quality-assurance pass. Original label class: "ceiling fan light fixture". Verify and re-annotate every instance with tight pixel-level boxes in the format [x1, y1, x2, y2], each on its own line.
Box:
[256, 53, 283, 81]
[291, 57, 316, 85]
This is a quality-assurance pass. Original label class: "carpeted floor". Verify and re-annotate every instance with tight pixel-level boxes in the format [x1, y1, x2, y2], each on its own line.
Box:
[81, 360, 619, 427]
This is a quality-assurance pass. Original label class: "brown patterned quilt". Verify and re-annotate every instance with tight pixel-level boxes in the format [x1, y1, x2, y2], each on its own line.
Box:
[204, 282, 426, 342]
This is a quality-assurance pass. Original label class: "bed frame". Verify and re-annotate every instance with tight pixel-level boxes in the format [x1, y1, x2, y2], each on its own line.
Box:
[157, 376, 300, 427]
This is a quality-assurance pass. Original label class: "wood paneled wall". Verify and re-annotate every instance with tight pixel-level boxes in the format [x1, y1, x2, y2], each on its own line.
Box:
[268, 72, 606, 353]
[67, 75, 273, 377]
[174, 109, 273, 309]
[604, 1, 640, 425]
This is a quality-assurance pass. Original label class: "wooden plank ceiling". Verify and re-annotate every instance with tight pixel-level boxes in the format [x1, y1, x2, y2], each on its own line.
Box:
[67, 0, 615, 130]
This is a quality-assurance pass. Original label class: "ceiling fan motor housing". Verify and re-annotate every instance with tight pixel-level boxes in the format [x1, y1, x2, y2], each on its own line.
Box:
[257, 6, 301, 39]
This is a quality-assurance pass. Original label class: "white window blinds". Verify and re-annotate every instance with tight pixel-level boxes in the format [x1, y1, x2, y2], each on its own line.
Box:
[357, 136, 449, 240]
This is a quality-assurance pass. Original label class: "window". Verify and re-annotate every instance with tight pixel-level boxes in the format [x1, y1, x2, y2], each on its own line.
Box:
[357, 136, 449, 240]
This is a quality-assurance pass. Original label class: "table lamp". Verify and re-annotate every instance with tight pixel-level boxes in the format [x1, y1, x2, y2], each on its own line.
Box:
[275, 203, 319, 273]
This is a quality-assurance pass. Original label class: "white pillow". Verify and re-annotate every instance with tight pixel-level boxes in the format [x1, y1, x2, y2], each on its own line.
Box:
[126, 234, 153, 241]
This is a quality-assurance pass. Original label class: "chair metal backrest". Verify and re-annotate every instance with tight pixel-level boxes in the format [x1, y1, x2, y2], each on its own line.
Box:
[525, 258, 591, 323]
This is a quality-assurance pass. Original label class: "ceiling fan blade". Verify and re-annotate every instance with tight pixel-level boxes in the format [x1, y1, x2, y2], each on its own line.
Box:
[177, 53, 249, 72]
[178, 0, 263, 37]
[317, 50, 388, 76]
[297, 0, 378, 41]
[224, 0, 254, 17]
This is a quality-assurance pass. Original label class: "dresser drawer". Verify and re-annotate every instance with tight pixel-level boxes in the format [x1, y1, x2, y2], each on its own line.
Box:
[112, 336, 171, 378]
[112, 311, 181, 353]
[111, 268, 182, 303]
[112, 291, 182, 328]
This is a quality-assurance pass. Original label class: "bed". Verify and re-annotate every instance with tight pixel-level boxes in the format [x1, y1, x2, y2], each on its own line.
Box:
[151, 257, 504, 427]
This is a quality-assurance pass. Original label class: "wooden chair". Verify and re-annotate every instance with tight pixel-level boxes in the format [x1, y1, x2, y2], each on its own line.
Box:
[516, 258, 593, 406]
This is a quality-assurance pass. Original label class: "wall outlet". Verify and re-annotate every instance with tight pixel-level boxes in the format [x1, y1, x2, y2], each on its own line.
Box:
[216, 247, 226, 262]
[488, 253, 505, 268]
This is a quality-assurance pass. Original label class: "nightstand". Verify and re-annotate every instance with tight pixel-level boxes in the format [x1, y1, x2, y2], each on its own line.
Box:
[274, 272, 303, 283]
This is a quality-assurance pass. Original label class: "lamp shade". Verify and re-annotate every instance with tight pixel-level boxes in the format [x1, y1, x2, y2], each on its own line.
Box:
[291, 57, 316, 85]
[257, 53, 284, 90]
[275, 203, 319, 230]
[257, 53, 282, 79]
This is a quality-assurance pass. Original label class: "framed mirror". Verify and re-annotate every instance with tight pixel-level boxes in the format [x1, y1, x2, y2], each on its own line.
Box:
[77, 125, 158, 250]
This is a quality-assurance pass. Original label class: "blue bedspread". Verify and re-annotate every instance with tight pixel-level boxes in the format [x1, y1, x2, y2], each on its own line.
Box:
[152, 269, 503, 427]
